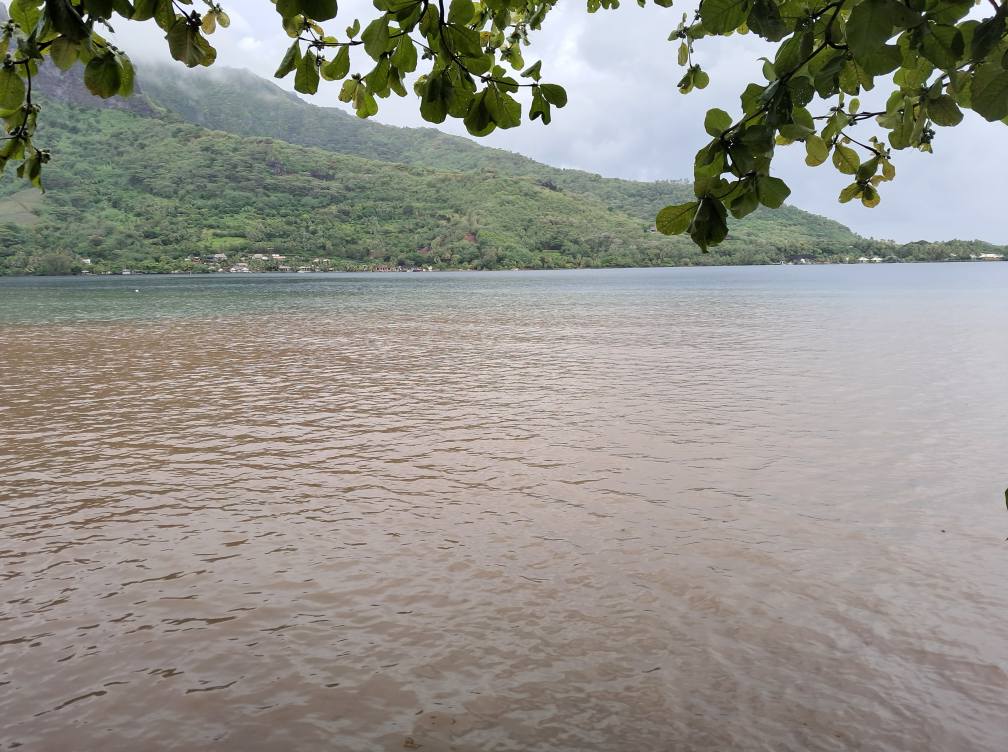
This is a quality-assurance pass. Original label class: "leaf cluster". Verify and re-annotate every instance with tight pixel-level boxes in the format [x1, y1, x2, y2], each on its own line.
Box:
[0, 0, 1005, 250]
[657, 0, 1008, 248]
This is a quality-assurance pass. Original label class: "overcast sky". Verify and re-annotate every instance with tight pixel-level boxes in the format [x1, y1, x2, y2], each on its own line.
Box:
[111, 2, 1007, 243]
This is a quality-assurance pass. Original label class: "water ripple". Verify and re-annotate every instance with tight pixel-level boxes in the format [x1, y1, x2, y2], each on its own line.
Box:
[1, 267, 1007, 751]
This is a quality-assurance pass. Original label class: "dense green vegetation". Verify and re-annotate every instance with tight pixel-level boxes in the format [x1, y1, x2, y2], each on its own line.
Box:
[139, 65, 859, 245]
[0, 65, 1003, 275]
[0, 66, 858, 275]
[2, 0, 1006, 253]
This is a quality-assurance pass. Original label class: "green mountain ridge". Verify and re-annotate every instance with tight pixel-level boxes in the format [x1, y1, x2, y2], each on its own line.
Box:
[137, 64, 855, 241]
[1, 63, 997, 275]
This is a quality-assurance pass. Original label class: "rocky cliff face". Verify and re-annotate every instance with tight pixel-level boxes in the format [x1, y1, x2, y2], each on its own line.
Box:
[33, 64, 160, 117]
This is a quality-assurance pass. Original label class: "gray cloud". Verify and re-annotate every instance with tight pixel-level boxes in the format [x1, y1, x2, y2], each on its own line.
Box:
[105, 3, 1008, 243]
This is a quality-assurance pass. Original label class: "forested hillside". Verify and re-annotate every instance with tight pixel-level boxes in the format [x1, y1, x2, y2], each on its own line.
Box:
[2, 101, 701, 273]
[2, 64, 993, 275]
[139, 65, 859, 246]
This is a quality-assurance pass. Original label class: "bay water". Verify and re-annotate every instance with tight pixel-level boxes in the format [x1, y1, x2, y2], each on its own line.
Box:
[1, 265, 1006, 750]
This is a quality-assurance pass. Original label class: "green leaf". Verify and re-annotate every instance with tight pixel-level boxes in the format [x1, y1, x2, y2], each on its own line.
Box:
[920, 23, 964, 69]
[858, 44, 902, 76]
[778, 104, 815, 140]
[970, 62, 1008, 122]
[704, 108, 732, 136]
[846, 0, 897, 64]
[739, 83, 765, 115]
[971, 12, 1006, 61]
[17, 149, 42, 189]
[391, 37, 417, 74]
[774, 32, 812, 77]
[754, 175, 790, 208]
[832, 143, 860, 175]
[747, 0, 787, 42]
[83, 0, 114, 18]
[538, 83, 567, 107]
[0, 66, 25, 113]
[153, 0, 176, 31]
[813, 52, 846, 98]
[9, 0, 42, 30]
[419, 73, 449, 123]
[296, 0, 339, 21]
[855, 156, 879, 183]
[699, 0, 751, 35]
[529, 87, 551, 124]
[201, 10, 217, 35]
[83, 53, 121, 98]
[321, 45, 350, 81]
[464, 90, 495, 136]
[165, 19, 217, 68]
[366, 57, 390, 95]
[295, 49, 320, 94]
[448, 0, 474, 25]
[361, 17, 390, 60]
[49, 37, 80, 70]
[688, 196, 729, 251]
[275, 41, 302, 79]
[354, 86, 378, 117]
[738, 124, 774, 155]
[838, 60, 860, 95]
[131, 0, 158, 21]
[485, 86, 521, 128]
[728, 183, 759, 219]
[276, 0, 300, 18]
[728, 143, 757, 174]
[338, 77, 357, 103]
[45, 0, 90, 42]
[927, 94, 963, 126]
[655, 201, 698, 235]
[678, 68, 695, 94]
[820, 111, 845, 142]
[694, 139, 726, 177]
[887, 98, 919, 149]
[116, 52, 135, 97]
[839, 182, 862, 203]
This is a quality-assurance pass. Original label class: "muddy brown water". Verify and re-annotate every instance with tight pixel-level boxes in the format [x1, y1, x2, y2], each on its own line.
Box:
[1, 267, 1006, 751]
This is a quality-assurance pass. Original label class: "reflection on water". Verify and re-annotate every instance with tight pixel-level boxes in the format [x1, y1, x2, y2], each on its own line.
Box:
[1, 266, 1007, 751]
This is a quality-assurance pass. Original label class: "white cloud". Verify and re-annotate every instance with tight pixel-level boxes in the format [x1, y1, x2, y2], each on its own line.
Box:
[102, 3, 1008, 243]
[237, 36, 263, 52]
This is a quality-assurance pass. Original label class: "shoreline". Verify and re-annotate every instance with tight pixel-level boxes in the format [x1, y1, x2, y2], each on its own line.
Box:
[3, 256, 1005, 278]
[2, 257, 1006, 279]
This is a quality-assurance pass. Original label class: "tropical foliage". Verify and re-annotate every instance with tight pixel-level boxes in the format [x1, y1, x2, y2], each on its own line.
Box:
[0, 91, 862, 275]
[1, 0, 1006, 251]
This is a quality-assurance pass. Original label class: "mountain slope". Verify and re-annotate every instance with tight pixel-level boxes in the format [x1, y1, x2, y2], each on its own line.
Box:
[0, 101, 710, 273]
[0, 64, 875, 274]
[138, 64, 860, 246]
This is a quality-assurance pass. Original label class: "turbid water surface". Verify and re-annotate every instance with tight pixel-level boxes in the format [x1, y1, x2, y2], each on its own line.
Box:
[1, 266, 1006, 751]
